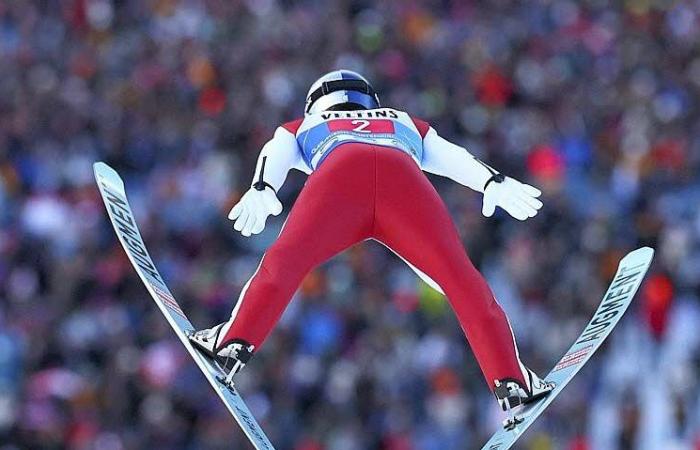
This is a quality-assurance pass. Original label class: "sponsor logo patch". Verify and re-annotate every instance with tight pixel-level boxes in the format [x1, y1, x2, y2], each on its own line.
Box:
[152, 284, 187, 319]
[553, 345, 594, 372]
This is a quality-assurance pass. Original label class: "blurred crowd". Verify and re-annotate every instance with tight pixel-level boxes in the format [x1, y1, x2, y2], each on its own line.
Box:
[2, 0, 700, 449]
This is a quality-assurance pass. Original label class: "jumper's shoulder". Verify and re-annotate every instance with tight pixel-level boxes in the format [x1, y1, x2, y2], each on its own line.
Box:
[409, 116, 430, 138]
[280, 118, 304, 135]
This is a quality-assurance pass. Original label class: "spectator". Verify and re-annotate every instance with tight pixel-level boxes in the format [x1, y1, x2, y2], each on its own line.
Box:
[1, 1, 699, 448]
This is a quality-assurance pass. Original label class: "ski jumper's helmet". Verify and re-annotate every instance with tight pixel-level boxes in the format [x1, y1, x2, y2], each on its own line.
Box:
[305, 70, 380, 116]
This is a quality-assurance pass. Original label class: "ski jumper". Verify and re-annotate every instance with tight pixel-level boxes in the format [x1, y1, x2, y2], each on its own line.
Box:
[221, 108, 529, 388]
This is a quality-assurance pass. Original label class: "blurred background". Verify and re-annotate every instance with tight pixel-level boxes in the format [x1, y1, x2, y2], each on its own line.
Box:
[1, 0, 700, 449]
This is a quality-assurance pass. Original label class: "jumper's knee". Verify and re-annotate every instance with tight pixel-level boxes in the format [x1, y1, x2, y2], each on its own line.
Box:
[255, 242, 311, 296]
[250, 265, 285, 300]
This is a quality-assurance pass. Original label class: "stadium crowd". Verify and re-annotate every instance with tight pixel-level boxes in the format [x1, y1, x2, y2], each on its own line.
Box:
[1, 0, 700, 449]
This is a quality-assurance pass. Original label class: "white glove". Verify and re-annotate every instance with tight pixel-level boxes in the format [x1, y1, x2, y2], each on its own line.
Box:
[228, 187, 283, 237]
[482, 175, 543, 221]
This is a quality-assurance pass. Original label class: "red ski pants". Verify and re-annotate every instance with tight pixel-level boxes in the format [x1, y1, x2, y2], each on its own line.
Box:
[222, 143, 527, 388]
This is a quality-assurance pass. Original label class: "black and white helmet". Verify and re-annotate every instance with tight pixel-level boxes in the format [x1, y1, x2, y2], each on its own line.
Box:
[305, 69, 380, 116]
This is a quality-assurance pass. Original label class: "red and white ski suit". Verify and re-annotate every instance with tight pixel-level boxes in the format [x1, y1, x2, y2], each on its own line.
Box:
[221, 108, 529, 389]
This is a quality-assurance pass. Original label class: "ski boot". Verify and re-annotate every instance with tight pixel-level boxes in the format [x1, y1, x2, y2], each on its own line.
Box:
[494, 367, 555, 430]
[188, 322, 255, 387]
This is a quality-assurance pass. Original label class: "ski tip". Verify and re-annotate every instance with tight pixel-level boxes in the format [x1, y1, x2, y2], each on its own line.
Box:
[93, 162, 125, 191]
[621, 247, 655, 264]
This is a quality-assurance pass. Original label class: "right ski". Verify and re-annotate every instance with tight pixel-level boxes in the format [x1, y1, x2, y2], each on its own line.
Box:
[482, 247, 654, 450]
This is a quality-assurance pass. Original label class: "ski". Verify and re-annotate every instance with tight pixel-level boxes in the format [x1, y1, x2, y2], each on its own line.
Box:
[93, 162, 276, 450]
[481, 246, 654, 450]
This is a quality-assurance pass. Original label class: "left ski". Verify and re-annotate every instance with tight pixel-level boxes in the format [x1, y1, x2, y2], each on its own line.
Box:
[94, 162, 275, 450]
[482, 246, 654, 450]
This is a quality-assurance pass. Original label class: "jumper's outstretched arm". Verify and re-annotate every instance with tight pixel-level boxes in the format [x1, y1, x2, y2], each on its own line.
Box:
[421, 128, 543, 221]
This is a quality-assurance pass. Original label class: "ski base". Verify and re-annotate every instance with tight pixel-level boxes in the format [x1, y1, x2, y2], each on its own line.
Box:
[482, 246, 653, 450]
[94, 162, 275, 450]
